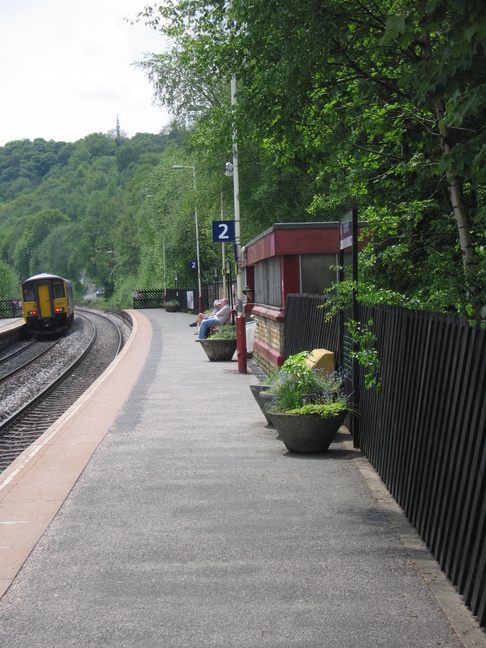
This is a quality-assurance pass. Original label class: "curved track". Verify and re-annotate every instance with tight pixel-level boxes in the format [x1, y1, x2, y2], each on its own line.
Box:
[0, 308, 130, 472]
[0, 337, 58, 382]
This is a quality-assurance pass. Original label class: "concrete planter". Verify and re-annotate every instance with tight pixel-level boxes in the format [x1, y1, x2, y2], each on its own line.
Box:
[249, 384, 274, 424]
[267, 411, 345, 453]
[199, 338, 237, 361]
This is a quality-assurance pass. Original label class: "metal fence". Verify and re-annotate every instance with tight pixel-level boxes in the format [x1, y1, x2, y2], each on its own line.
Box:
[284, 294, 340, 360]
[284, 294, 486, 627]
[0, 299, 22, 319]
[132, 287, 217, 313]
[132, 289, 165, 309]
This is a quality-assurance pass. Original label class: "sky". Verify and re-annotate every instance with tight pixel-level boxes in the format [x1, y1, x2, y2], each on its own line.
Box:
[0, 0, 170, 146]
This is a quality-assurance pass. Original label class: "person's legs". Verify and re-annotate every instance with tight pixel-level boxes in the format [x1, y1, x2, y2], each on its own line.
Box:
[198, 317, 218, 339]
[189, 312, 206, 327]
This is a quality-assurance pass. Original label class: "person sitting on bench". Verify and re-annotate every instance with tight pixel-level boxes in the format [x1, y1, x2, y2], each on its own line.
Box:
[189, 300, 221, 329]
[198, 298, 231, 339]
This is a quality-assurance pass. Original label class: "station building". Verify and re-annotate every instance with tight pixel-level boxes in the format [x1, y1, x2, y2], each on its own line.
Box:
[241, 222, 368, 375]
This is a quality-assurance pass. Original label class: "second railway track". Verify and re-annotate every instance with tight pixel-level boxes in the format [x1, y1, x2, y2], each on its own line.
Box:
[0, 308, 132, 473]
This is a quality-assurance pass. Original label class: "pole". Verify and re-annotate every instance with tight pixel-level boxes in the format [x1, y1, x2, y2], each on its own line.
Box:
[221, 191, 226, 299]
[192, 166, 203, 313]
[172, 165, 203, 312]
[231, 75, 246, 374]
[231, 77, 242, 315]
[352, 207, 360, 448]
[163, 236, 167, 302]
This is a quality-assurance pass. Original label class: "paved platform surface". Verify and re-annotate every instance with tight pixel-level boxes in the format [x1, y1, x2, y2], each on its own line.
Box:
[0, 309, 484, 647]
[0, 317, 23, 329]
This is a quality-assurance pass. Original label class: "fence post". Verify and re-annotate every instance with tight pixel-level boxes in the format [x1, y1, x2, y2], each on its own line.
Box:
[351, 207, 360, 448]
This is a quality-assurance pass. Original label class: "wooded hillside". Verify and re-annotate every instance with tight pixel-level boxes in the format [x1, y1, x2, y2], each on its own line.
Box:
[1, 0, 485, 321]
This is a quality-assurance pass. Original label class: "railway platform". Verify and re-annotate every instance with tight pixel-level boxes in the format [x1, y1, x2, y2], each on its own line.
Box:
[0, 317, 23, 329]
[0, 308, 484, 647]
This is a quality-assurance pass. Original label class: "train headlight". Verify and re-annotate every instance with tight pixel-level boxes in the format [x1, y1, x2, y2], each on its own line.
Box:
[55, 306, 65, 313]
[28, 309, 37, 316]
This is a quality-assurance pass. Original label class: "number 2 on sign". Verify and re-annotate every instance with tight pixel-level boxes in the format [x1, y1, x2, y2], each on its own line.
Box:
[212, 220, 234, 242]
[218, 223, 229, 239]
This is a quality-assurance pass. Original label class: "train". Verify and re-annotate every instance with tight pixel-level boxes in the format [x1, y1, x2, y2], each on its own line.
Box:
[20, 273, 74, 335]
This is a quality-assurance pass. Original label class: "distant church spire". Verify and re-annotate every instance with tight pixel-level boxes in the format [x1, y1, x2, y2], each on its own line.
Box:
[116, 114, 121, 142]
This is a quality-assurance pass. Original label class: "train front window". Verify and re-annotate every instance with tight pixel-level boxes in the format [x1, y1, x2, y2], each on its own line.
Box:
[22, 286, 35, 302]
[52, 281, 65, 299]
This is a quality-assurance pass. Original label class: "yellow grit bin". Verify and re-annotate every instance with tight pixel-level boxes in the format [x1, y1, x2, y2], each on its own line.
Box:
[305, 349, 335, 375]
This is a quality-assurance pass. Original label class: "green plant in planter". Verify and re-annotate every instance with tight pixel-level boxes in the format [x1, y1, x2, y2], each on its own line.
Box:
[209, 324, 236, 340]
[268, 351, 347, 414]
[165, 299, 180, 311]
[286, 401, 347, 418]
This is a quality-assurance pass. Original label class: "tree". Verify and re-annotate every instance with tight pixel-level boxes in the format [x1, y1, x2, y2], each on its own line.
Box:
[0, 259, 20, 299]
[13, 208, 70, 278]
[137, 0, 486, 316]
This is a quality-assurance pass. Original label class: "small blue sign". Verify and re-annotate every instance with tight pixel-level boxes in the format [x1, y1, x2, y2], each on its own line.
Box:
[189, 260, 197, 270]
[212, 220, 235, 243]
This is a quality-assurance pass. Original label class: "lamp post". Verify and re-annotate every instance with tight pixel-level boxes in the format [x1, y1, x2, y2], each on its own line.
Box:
[172, 164, 203, 313]
[225, 156, 246, 373]
[162, 237, 167, 302]
[221, 190, 226, 299]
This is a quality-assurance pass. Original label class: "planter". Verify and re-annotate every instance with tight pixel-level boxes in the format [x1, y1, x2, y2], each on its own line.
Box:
[165, 304, 180, 312]
[266, 410, 345, 453]
[199, 338, 237, 361]
[249, 384, 274, 424]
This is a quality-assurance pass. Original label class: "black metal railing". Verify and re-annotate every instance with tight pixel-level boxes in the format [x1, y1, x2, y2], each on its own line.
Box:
[283, 294, 486, 627]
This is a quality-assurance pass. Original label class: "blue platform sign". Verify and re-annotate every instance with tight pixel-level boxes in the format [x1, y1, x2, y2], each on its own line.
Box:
[189, 260, 197, 269]
[212, 220, 235, 243]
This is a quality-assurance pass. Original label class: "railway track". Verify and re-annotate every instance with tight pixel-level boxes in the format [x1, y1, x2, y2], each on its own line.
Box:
[0, 337, 58, 382]
[0, 308, 131, 473]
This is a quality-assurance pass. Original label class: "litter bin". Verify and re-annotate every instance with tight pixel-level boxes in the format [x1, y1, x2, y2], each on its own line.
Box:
[246, 320, 256, 356]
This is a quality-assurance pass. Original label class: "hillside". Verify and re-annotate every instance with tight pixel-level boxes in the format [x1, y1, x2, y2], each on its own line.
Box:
[0, 130, 185, 302]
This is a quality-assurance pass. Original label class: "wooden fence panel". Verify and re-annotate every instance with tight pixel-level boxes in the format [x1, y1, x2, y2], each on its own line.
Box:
[284, 294, 339, 360]
[283, 295, 486, 627]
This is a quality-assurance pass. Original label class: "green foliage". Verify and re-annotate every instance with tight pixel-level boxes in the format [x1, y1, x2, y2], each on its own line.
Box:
[0, 259, 20, 299]
[286, 402, 347, 419]
[0, 130, 199, 298]
[101, 274, 138, 310]
[209, 324, 236, 339]
[1, 0, 485, 318]
[137, 0, 485, 316]
[345, 319, 381, 391]
[268, 351, 347, 413]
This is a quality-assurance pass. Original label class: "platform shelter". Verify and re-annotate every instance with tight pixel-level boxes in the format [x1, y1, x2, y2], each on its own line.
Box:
[241, 222, 367, 375]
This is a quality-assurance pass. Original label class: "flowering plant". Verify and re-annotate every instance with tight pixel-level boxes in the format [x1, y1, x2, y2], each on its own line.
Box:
[267, 351, 348, 417]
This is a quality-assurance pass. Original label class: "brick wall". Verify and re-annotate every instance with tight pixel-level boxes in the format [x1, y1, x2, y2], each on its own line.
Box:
[251, 305, 285, 377]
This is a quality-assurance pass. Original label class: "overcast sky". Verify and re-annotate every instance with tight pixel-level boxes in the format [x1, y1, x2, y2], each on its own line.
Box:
[0, 0, 170, 146]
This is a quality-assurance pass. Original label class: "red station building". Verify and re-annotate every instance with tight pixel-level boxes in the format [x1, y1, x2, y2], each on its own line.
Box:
[241, 222, 367, 373]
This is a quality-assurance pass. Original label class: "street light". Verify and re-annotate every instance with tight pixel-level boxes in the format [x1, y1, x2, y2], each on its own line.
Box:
[172, 164, 203, 313]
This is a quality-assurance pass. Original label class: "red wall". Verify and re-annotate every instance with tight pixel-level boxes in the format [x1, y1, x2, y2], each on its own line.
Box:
[245, 225, 341, 265]
[280, 256, 300, 305]
[244, 223, 368, 266]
